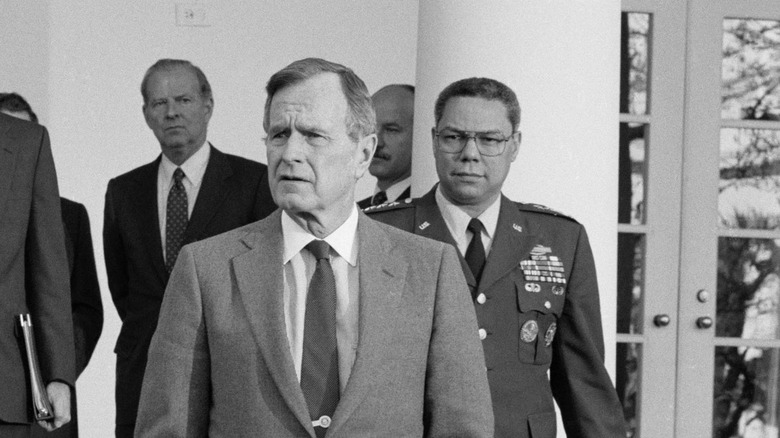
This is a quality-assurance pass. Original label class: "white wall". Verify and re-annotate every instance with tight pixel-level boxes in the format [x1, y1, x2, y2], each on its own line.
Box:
[2, 1, 617, 436]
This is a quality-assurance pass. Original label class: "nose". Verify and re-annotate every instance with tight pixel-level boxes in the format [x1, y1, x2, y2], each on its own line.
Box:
[164, 101, 180, 119]
[279, 132, 306, 163]
[459, 136, 481, 161]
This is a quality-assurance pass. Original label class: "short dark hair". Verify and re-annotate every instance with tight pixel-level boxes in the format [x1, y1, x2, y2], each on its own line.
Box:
[0, 92, 38, 123]
[434, 77, 520, 131]
[141, 59, 212, 105]
[263, 57, 375, 142]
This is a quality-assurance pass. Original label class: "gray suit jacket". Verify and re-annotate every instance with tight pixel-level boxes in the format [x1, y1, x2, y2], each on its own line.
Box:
[135, 210, 493, 437]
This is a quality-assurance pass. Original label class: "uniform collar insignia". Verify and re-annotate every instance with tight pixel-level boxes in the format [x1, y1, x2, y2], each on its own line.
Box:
[513, 223, 522, 233]
[419, 221, 430, 230]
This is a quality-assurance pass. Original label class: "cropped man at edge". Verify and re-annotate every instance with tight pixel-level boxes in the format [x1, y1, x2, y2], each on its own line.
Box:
[0, 111, 74, 437]
[0, 92, 104, 438]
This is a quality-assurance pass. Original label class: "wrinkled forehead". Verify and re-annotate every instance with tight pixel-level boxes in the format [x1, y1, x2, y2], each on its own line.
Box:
[268, 74, 349, 128]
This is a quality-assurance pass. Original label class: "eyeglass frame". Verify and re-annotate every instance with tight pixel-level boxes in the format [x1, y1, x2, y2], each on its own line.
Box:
[432, 128, 519, 157]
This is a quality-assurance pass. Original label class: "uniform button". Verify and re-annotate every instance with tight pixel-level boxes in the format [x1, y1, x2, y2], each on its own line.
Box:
[478, 328, 487, 340]
[544, 301, 551, 309]
[476, 293, 487, 304]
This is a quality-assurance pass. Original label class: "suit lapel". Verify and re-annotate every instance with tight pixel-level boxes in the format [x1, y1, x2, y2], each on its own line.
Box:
[479, 196, 537, 293]
[232, 211, 313, 431]
[131, 158, 167, 284]
[0, 120, 18, 215]
[327, 214, 407, 433]
[183, 145, 231, 244]
[414, 187, 477, 288]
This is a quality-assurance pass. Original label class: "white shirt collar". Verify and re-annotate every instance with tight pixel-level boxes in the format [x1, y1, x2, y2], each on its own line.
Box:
[281, 206, 359, 266]
[159, 140, 210, 187]
[376, 176, 412, 201]
[435, 185, 501, 240]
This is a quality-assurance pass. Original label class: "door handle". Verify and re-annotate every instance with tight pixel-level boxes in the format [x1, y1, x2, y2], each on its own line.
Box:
[696, 316, 713, 329]
[653, 314, 671, 327]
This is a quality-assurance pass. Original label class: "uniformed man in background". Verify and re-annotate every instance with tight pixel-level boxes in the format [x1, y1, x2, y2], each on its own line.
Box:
[366, 77, 626, 438]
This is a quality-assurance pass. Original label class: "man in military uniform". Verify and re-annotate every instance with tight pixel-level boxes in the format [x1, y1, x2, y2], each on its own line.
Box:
[365, 77, 626, 438]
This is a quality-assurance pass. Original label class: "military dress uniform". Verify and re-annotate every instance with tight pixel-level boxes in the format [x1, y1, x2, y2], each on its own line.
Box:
[365, 187, 625, 438]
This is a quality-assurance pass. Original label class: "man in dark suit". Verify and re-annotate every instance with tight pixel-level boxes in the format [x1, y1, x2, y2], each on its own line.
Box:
[135, 58, 493, 437]
[366, 77, 626, 438]
[0, 112, 75, 436]
[103, 59, 276, 437]
[1, 92, 104, 438]
[357, 85, 414, 208]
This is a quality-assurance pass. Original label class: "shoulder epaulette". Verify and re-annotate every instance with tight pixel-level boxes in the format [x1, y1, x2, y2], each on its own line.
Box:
[362, 198, 415, 214]
[516, 202, 579, 223]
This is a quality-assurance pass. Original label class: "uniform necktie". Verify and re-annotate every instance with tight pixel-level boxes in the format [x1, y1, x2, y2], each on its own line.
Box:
[165, 168, 188, 274]
[301, 240, 339, 437]
[465, 218, 486, 293]
[371, 190, 388, 206]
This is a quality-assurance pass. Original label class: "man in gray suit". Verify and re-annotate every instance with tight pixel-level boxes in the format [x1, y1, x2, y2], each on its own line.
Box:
[135, 58, 493, 437]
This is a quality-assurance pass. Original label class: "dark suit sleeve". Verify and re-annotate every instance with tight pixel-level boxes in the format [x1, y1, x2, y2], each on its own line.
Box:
[26, 127, 76, 386]
[103, 180, 129, 321]
[69, 203, 103, 377]
[424, 244, 494, 438]
[549, 226, 626, 437]
[135, 245, 210, 437]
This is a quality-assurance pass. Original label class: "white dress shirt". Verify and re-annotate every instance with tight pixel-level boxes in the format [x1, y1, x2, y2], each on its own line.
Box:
[374, 176, 411, 202]
[281, 207, 360, 393]
[435, 186, 501, 258]
[157, 142, 210, 259]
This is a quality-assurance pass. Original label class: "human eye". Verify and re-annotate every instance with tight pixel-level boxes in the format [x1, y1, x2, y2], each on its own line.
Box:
[478, 134, 503, 145]
[267, 129, 289, 146]
[441, 131, 462, 141]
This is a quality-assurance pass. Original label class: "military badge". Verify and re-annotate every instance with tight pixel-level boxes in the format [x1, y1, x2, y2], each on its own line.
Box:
[524, 282, 541, 293]
[520, 246, 567, 284]
[521, 320, 539, 343]
[552, 285, 565, 295]
[419, 221, 430, 230]
[545, 323, 557, 347]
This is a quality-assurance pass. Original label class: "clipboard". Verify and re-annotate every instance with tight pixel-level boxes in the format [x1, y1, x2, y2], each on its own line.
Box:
[17, 314, 55, 421]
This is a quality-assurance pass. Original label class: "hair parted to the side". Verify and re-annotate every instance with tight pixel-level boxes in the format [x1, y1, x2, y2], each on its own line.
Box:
[434, 77, 520, 131]
[0, 92, 38, 123]
[141, 59, 212, 105]
[263, 57, 376, 142]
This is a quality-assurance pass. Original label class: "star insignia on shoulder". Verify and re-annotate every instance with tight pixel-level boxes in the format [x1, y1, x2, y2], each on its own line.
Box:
[517, 202, 578, 223]
[362, 198, 415, 214]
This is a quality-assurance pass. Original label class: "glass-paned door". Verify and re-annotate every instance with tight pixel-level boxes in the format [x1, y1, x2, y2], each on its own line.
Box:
[678, 1, 780, 437]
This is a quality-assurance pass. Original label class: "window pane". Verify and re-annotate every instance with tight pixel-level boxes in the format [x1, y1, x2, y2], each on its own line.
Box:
[619, 123, 647, 225]
[721, 18, 780, 120]
[616, 342, 641, 438]
[719, 128, 780, 230]
[620, 12, 651, 115]
[714, 346, 780, 437]
[617, 233, 644, 335]
[717, 237, 780, 340]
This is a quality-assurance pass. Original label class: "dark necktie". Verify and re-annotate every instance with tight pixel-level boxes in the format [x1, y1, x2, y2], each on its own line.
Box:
[371, 190, 388, 206]
[465, 218, 486, 293]
[165, 168, 188, 274]
[301, 240, 340, 437]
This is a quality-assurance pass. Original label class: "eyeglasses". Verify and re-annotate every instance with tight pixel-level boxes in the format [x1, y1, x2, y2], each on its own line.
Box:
[433, 129, 515, 157]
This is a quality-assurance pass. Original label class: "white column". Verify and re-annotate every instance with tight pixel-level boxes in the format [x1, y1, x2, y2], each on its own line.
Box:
[413, 0, 621, 386]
